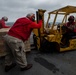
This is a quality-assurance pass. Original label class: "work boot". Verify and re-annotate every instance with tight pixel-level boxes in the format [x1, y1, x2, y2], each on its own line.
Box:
[5, 63, 16, 72]
[21, 64, 33, 71]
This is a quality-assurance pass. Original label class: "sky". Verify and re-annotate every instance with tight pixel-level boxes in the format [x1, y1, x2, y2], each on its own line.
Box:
[0, 0, 76, 22]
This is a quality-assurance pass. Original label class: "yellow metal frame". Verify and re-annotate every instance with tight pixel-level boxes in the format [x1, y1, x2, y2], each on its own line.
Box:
[33, 5, 76, 52]
[46, 5, 76, 52]
[33, 9, 46, 50]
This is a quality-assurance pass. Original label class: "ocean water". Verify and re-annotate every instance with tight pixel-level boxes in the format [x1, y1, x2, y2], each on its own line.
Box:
[6, 22, 60, 27]
[6, 22, 14, 26]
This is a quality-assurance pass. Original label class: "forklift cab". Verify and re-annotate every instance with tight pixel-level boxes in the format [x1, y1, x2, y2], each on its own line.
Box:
[33, 5, 76, 52]
[45, 5, 76, 52]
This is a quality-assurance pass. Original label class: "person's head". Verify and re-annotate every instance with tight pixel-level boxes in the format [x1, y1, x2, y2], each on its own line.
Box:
[68, 15, 74, 23]
[2, 16, 8, 21]
[26, 13, 35, 22]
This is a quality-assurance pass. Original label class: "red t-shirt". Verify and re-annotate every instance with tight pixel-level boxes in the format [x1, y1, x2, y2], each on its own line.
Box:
[8, 17, 42, 41]
[0, 19, 10, 29]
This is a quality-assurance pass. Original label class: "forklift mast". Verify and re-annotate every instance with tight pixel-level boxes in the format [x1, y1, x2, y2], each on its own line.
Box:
[33, 9, 46, 50]
[36, 9, 46, 36]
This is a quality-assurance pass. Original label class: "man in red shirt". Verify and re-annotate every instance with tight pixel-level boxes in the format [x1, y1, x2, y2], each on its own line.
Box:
[0, 16, 10, 29]
[3, 13, 42, 72]
[61, 15, 76, 47]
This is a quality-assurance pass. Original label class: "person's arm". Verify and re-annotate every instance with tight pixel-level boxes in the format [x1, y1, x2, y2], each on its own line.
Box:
[73, 23, 76, 32]
[30, 20, 42, 28]
[1, 20, 10, 28]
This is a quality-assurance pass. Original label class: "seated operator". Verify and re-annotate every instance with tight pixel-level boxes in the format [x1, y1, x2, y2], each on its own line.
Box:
[61, 15, 76, 47]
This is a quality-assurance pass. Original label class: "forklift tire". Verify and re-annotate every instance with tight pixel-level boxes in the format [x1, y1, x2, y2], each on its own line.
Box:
[39, 38, 60, 53]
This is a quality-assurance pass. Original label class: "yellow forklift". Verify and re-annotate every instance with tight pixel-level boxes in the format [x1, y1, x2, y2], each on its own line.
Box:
[33, 5, 76, 52]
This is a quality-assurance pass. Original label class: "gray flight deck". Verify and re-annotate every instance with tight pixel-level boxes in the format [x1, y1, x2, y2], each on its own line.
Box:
[0, 34, 76, 75]
[0, 49, 76, 75]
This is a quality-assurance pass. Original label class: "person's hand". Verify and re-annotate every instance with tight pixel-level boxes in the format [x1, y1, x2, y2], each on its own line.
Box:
[68, 26, 74, 30]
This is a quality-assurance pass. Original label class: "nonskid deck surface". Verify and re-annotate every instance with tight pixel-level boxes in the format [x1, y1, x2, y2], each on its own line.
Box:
[0, 49, 76, 75]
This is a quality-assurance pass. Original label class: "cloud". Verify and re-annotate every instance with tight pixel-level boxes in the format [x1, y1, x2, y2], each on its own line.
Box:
[0, 0, 76, 22]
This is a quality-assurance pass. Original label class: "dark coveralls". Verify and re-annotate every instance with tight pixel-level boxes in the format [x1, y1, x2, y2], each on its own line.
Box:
[61, 22, 76, 46]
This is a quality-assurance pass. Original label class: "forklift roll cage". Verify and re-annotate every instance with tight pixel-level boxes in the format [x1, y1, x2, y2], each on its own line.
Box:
[33, 5, 76, 52]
